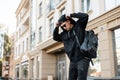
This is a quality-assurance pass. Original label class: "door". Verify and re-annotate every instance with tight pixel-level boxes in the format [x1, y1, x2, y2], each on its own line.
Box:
[57, 61, 66, 80]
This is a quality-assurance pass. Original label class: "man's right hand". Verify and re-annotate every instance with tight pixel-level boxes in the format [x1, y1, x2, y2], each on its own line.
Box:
[65, 13, 71, 19]
[56, 22, 61, 27]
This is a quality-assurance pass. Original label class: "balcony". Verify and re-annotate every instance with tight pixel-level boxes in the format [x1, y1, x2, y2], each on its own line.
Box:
[21, 0, 29, 19]
[21, 9, 30, 26]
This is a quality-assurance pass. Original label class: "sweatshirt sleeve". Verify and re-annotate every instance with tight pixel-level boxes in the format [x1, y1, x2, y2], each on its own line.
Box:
[70, 12, 89, 29]
[53, 27, 62, 42]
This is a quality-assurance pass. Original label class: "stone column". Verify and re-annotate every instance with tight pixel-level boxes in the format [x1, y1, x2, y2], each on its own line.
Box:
[19, 63, 22, 79]
[98, 26, 115, 78]
[28, 58, 31, 80]
[34, 57, 37, 79]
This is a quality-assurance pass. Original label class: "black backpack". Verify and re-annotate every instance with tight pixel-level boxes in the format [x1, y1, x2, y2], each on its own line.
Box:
[80, 30, 98, 58]
[73, 30, 98, 65]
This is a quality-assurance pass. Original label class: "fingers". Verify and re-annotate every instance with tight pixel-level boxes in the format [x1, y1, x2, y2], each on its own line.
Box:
[65, 13, 71, 19]
[56, 22, 61, 27]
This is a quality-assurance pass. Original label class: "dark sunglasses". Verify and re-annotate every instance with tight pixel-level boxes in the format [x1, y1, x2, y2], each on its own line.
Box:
[61, 24, 66, 27]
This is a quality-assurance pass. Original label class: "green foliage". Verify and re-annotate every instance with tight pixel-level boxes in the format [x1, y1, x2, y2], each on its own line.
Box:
[0, 61, 2, 76]
[3, 34, 11, 56]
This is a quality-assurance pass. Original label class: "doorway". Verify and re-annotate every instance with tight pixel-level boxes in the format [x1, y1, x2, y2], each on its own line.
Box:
[57, 61, 66, 80]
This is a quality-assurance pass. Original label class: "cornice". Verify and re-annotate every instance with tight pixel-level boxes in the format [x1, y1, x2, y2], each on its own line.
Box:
[37, 37, 63, 50]
[15, 0, 29, 16]
[87, 5, 120, 30]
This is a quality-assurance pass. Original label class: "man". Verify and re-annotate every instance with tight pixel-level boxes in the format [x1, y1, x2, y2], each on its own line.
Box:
[53, 12, 89, 80]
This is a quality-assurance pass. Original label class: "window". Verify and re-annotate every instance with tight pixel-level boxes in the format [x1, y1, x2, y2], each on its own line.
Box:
[26, 38, 28, 50]
[39, 2, 42, 17]
[114, 28, 120, 76]
[49, 18, 54, 35]
[88, 36, 101, 77]
[47, 0, 55, 12]
[88, 54, 101, 77]
[15, 65, 19, 79]
[81, 0, 90, 12]
[50, 0, 55, 10]
[57, 53, 66, 80]
[21, 62, 28, 79]
[16, 67, 19, 78]
[17, 47, 18, 57]
[39, 27, 42, 42]
[19, 28, 21, 36]
[16, 32, 18, 40]
[23, 41, 24, 53]
[36, 56, 40, 78]
[60, 8, 66, 15]
[31, 59, 34, 78]
[19, 45, 20, 55]
[30, 32, 35, 49]
[105, 0, 120, 10]
[15, 47, 17, 57]
[31, 0, 36, 31]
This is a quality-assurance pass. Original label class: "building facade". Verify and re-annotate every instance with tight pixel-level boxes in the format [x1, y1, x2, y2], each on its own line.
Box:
[9, 34, 15, 79]
[14, 0, 120, 80]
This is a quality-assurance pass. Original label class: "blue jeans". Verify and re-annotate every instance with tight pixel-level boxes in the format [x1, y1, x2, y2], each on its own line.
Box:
[68, 58, 90, 80]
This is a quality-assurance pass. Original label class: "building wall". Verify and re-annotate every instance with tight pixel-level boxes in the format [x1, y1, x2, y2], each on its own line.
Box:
[9, 35, 15, 79]
[14, 0, 31, 79]
[14, 0, 120, 79]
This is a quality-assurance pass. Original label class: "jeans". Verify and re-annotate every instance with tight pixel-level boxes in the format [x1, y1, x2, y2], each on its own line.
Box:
[68, 58, 90, 80]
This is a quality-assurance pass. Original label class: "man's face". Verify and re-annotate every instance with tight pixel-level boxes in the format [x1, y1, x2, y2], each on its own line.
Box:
[60, 20, 72, 31]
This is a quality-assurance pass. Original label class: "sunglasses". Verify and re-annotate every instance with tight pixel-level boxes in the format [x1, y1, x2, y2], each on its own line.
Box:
[61, 24, 66, 27]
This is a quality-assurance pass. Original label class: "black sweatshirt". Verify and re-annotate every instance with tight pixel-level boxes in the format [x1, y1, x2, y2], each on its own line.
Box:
[53, 12, 89, 63]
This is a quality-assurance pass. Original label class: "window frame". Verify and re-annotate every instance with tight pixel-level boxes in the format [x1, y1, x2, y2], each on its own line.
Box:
[81, 0, 90, 13]
[113, 28, 120, 76]
[39, 2, 42, 17]
[39, 27, 42, 42]
[49, 18, 54, 35]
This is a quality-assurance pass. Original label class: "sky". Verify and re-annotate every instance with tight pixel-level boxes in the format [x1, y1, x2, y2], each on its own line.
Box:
[0, 0, 21, 35]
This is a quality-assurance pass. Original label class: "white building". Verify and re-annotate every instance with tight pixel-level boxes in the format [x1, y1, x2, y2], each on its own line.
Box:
[14, 0, 120, 80]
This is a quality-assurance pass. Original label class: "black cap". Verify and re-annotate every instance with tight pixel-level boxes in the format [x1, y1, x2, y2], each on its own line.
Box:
[58, 14, 67, 23]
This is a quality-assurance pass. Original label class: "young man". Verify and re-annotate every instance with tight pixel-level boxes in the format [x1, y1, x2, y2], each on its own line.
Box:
[53, 12, 89, 80]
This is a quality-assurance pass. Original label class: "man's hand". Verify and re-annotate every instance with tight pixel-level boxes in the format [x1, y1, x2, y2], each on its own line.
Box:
[65, 13, 71, 19]
[56, 22, 61, 27]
